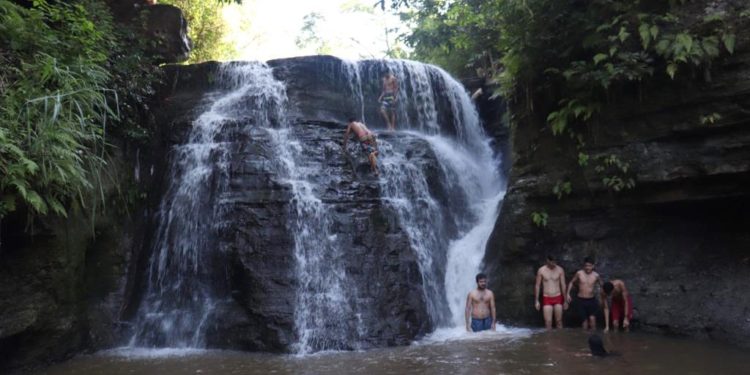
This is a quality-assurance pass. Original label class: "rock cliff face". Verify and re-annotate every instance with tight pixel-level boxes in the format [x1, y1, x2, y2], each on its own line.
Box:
[0, 2, 189, 371]
[0, 144, 160, 371]
[122, 56, 488, 353]
[484, 26, 750, 346]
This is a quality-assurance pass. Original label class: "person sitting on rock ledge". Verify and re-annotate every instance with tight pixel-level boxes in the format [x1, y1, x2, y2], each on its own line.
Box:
[342, 118, 379, 176]
[600, 279, 633, 332]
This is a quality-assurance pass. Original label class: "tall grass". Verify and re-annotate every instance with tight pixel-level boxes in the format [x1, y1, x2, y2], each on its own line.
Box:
[0, 0, 118, 222]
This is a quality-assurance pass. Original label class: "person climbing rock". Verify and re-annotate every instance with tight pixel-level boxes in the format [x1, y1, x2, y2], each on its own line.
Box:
[535, 255, 568, 329]
[600, 279, 633, 332]
[567, 256, 602, 330]
[342, 118, 379, 176]
[378, 71, 399, 131]
[465, 273, 496, 332]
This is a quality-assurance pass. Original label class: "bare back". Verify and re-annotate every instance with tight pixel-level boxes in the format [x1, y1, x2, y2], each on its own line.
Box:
[610, 279, 627, 300]
[538, 266, 564, 297]
[349, 121, 371, 140]
[467, 289, 494, 319]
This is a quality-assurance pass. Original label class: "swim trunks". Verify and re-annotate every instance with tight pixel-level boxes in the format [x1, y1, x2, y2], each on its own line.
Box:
[471, 317, 493, 332]
[611, 295, 633, 322]
[380, 94, 396, 111]
[577, 296, 599, 318]
[360, 135, 376, 155]
[542, 294, 564, 306]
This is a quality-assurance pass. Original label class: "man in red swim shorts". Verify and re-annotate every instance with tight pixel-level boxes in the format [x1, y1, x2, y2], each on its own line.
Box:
[534, 255, 568, 329]
[600, 279, 633, 332]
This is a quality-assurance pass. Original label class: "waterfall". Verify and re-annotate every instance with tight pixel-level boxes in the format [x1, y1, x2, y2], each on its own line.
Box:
[129, 62, 288, 347]
[130, 57, 504, 352]
[347, 60, 504, 328]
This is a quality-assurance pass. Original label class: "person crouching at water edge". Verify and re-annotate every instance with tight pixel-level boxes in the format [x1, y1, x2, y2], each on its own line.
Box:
[465, 273, 496, 332]
[535, 255, 568, 329]
[600, 279, 633, 332]
[342, 118, 379, 176]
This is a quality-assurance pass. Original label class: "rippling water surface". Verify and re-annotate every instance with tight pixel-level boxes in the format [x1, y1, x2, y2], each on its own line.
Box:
[36, 328, 749, 375]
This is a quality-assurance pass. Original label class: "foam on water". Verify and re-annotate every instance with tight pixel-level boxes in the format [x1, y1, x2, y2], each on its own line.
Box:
[417, 326, 535, 346]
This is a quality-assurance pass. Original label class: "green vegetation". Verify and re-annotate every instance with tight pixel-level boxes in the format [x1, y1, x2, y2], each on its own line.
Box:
[404, 0, 748, 193]
[0, 0, 163, 222]
[296, 12, 333, 55]
[531, 211, 548, 228]
[161, 0, 236, 63]
[1, 0, 117, 220]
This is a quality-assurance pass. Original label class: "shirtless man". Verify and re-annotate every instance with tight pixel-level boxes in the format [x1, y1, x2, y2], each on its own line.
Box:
[343, 118, 379, 175]
[534, 255, 567, 329]
[600, 279, 632, 332]
[465, 273, 496, 332]
[566, 257, 602, 330]
[378, 72, 399, 131]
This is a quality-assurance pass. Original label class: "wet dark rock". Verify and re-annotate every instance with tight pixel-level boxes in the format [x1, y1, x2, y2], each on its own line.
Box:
[484, 29, 750, 347]
[122, 57, 442, 352]
[200, 120, 432, 351]
[0, 147, 156, 372]
[141, 5, 191, 64]
[106, 1, 191, 64]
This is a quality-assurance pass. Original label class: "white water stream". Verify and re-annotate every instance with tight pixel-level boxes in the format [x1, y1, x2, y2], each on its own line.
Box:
[129, 58, 507, 354]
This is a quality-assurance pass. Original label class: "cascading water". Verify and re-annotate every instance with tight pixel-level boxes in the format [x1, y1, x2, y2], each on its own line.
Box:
[331, 58, 504, 330]
[129, 56, 505, 353]
[129, 62, 288, 347]
[352, 60, 505, 329]
[268, 114, 363, 355]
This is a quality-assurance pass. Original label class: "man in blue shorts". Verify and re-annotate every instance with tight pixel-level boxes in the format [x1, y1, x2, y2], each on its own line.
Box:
[465, 273, 496, 332]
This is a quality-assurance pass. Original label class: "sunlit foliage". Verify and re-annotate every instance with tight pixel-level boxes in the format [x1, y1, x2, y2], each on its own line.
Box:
[162, 0, 237, 63]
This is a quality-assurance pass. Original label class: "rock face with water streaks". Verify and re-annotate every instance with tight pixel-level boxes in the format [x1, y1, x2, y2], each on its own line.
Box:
[122, 58, 477, 352]
[484, 28, 750, 346]
[2, 54, 497, 371]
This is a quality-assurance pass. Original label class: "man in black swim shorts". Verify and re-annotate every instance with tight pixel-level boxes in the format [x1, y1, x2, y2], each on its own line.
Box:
[566, 257, 603, 330]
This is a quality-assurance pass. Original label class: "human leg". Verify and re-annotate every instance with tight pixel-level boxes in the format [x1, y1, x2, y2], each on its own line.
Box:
[543, 305, 553, 329]
[368, 152, 379, 175]
[380, 106, 392, 129]
[611, 297, 624, 331]
[580, 297, 599, 330]
[553, 304, 563, 328]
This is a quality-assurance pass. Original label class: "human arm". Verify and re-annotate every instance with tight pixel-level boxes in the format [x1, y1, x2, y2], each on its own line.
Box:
[600, 291, 610, 332]
[566, 272, 579, 304]
[465, 293, 473, 332]
[534, 270, 541, 311]
[490, 291, 497, 330]
[560, 269, 568, 310]
[343, 124, 351, 149]
[621, 282, 630, 329]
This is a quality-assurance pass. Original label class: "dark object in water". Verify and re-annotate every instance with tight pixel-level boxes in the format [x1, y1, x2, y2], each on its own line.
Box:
[588, 334, 608, 357]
